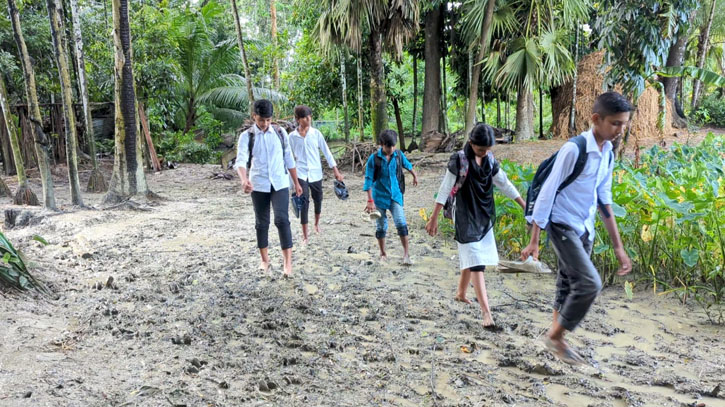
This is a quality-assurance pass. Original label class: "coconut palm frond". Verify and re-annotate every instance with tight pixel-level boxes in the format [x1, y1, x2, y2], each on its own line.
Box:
[0, 232, 44, 292]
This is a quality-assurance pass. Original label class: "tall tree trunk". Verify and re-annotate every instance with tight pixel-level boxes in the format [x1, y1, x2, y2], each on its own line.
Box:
[411, 56, 417, 140]
[0, 76, 39, 204]
[356, 52, 364, 141]
[270, 0, 279, 90]
[356, 53, 364, 141]
[538, 87, 543, 139]
[340, 51, 349, 142]
[691, 0, 717, 109]
[464, 0, 496, 137]
[421, 6, 441, 149]
[368, 30, 387, 140]
[515, 86, 535, 141]
[231, 0, 254, 115]
[663, 32, 689, 128]
[392, 96, 405, 151]
[7, 0, 56, 209]
[104, 0, 150, 204]
[496, 92, 500, 127]
[47, 0, 84, 206]
[440, 50, 448, 134]
[69, 0, 106, 192]
[568, 25, 579, 136]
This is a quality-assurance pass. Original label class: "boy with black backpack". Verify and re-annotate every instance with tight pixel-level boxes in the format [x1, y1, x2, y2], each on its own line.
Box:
[521, 92, 633, 364]
[235, 99, 304, 276]
[363, 130, 418, 265]
[425, 123, 525, 329]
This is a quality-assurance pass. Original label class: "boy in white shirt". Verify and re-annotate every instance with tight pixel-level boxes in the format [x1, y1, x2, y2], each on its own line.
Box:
[521, 92, 633, 364]
[289, 105, 344, 243]
[235, 100, 303, 276]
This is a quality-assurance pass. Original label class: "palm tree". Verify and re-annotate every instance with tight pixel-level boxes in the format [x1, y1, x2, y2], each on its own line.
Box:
[480, 0, 587, 140]
[104, 0, 150, 203]
[318, 0, 420, 139]
[230, 0, 255, 115]
[0, 75, 39, 205]
[171, 2, 284, 132]
[69, 0, 107, 192]
[6, 0, 57, 209]
[47, 0, 84, 206]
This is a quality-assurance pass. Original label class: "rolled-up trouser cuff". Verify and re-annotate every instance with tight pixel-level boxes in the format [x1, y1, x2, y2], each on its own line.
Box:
[396, 225, 408, 237]
[375, 230, 386, 239]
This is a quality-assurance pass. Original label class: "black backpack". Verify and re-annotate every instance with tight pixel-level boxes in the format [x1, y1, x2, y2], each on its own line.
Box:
[524, 134, 612, 219]
[247, 124, 287, 174]
[373, 151, 405, 194]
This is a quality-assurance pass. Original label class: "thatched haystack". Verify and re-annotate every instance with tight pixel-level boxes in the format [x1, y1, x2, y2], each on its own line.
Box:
[551, 51, 681, 143]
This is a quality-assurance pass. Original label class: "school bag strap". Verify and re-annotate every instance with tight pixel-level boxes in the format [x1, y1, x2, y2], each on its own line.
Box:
[373, 151, 406, 194]
[524, 134, 589, 219]
[246, 124, 288, 174]
[442, 150, 497, 220]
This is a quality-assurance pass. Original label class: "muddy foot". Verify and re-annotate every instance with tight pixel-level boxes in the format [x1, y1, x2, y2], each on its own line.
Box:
[454, 295, 472, 305]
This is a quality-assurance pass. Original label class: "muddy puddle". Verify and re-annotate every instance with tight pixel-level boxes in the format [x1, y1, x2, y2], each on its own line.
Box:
[0, 159, 723, 407]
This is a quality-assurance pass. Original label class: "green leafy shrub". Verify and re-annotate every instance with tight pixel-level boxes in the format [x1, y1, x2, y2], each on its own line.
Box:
[695, 95, 725, 127]
[158, 131, 215, 164]
[0, 232, 44, 292]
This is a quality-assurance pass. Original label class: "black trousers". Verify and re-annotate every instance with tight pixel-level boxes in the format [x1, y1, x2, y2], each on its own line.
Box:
[299, 179, 323, 225]
[251, 187, 293, 250]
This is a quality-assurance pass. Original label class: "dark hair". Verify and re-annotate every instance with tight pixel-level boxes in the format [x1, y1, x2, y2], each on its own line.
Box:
[469, 123, 496, 147]
[592, 92, 634, 118]
[254, 99, 274, 118]
[294, 105, 312, 119]
[378, 129, 397, 147]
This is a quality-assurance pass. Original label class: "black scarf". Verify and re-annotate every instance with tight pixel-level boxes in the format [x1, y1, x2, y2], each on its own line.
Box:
[448, 144, 500, 244]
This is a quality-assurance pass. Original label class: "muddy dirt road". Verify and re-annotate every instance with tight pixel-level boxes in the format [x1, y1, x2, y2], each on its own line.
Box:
[0, 140, 723, 406]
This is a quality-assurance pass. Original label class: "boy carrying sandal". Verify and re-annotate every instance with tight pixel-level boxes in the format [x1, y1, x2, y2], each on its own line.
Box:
[521, 92, 633, 364]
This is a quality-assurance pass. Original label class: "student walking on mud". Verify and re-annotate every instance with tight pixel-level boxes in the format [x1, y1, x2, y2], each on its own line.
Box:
[363, 130, 418, 265]
[289, 105, 344, 244]
[235, 99, 304, 276]
[521, 92, 633, 364]
[425, 123, 525, 329]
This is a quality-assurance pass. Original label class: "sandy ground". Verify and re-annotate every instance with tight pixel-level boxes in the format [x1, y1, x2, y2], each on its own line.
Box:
[0, 133, 724, 407]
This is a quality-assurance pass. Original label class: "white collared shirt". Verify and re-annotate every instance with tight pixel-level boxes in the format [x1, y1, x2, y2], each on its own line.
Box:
[288, 127, 337, 183]
[234, 124, 296, 192]
[527, 129, 614, 241]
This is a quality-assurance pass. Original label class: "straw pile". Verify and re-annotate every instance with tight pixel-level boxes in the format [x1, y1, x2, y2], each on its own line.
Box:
[550, 51, 679, 143]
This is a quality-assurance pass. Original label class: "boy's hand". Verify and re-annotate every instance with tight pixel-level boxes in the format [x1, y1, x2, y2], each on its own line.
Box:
[365, 200, 376, 213]
[294, 182, 303, 197]
[241, 179, 253, 194]
[614, 247, 632, 275]
[333, 167, 344, 182]
[412, 174, 418, 186]
[521, 242, 539, 261]
[425, 217, 438, 236]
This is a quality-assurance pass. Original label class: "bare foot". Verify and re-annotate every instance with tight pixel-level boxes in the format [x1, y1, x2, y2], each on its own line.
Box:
[314, 224, 321, 234]
[258, 261, 271, 273]
[481, 312, 496, 327]
[380, 254, 388, 262]
[454, 295, 472, 304]
[402, 255, 413, 266]
[302, 237, 309, 245]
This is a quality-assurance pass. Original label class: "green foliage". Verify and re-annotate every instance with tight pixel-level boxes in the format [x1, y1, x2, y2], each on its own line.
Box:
[693, 95, 725, 127]
[595, 0, 698, 99]
[597, 135, 725, 322]
[0, 231, 43, 292]
[158, 131, 216, 164]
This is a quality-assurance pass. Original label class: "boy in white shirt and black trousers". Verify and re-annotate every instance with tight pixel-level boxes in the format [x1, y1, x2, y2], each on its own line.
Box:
[235, 100, 303, 276]
[521, 92, 633, 364]
[289, 105, 344, 243]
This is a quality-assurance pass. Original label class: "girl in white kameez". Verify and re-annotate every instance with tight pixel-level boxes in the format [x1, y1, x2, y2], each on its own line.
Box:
[426, 123, 525, 329]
